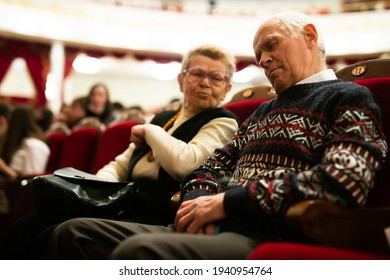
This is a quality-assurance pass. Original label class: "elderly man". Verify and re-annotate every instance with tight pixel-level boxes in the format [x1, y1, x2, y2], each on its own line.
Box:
[46, 11, 387, 260]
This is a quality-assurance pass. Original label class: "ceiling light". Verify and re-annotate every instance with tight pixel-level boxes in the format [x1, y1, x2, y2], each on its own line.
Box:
[151, 61, 181, 81]
[73, 55, 101, 74]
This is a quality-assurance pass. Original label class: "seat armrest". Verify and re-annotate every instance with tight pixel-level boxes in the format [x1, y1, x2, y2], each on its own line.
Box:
[170, 191, 181, 213]
[285, 200, 390, 256]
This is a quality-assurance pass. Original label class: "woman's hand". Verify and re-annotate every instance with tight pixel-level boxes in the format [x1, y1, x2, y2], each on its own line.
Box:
[130, 125, 147, 147]
[174, 193, 226, 234]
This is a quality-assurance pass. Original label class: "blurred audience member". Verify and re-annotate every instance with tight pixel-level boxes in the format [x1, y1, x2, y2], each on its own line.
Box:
[123, 105, 146, 124]
[85, 83, 121, 125]
[0, 105, 50, 178]
[0, 102, 13, 155]
[165, 98, 182, 111]
[36, 107, 54, 132]
[47, 96, 105, 135]
[111, 101, 125, 113]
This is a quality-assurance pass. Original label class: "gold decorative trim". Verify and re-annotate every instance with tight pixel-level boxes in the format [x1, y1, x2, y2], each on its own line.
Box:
[351, 65, 366, 77]
[243, 89, 254, 98]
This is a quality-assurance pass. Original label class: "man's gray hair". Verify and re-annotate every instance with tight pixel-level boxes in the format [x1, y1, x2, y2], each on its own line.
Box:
[262, 11, 326, 59]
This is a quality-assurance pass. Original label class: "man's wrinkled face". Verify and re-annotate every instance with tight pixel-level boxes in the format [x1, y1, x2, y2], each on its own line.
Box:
[253, 20, 311, 94]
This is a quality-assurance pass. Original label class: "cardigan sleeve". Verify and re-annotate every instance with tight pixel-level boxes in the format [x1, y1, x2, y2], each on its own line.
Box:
[144, 117, 238, 182]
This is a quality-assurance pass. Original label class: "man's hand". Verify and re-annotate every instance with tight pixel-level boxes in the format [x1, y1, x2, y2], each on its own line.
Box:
[174, 193, 226, 234]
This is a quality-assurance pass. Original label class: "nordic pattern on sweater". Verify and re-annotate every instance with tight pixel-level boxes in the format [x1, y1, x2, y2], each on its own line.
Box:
[180, 80, 388, 221]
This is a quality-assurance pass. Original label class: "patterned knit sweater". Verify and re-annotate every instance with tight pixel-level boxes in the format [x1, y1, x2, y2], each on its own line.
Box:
[180, 80, 388, 231]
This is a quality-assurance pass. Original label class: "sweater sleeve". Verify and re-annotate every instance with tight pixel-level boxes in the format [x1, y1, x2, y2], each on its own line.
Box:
[180, 122, 246, 201]
[144, 117, 238, 182]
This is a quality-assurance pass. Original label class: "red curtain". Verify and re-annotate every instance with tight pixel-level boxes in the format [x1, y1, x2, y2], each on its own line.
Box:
[0, 37, 50, 107]
[0, 39, 14, 82]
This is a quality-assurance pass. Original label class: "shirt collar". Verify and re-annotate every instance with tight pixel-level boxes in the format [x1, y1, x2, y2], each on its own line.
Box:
[296, 69, 338, 85]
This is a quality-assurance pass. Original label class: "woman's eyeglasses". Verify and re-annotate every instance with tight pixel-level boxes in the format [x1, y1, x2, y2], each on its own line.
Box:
[183, 68, 228, 87]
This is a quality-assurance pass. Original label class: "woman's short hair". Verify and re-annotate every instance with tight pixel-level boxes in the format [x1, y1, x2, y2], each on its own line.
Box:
[180, 44, 236, 82]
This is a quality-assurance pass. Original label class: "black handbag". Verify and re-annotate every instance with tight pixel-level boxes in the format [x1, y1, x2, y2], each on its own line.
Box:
[32, 167, 135, 223]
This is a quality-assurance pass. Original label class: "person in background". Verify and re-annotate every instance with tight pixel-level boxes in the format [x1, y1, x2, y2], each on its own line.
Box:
[164, 98, 183, 111]
[0, 102, 13, 214]
[85, 83, 121, 126]
[0, 105, 50, 178]
[123, 105, 146, 124]
[46, 11, 387, 260]
[0, 44, 239, 259]
[0, 102, 13, 156]
[36, 106, 54, 133]
[46, 96, 105, 135]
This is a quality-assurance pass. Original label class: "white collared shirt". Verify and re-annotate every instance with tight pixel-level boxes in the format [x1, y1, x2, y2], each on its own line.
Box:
[296, 69, 338, 84]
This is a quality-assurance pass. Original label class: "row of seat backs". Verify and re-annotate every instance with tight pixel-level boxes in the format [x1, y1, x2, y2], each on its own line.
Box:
[223, 85, 277, 123]
[46, 84, 276, 175]
[45, 121, 139, 175]
[44, 90, 271, 176]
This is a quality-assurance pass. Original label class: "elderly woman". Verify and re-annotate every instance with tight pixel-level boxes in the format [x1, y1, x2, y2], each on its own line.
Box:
[95, 44, 239, 225]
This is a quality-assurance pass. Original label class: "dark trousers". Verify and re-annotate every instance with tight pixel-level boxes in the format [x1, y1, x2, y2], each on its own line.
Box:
[46, 217, 262, 260]
[0, 214, 58, 260]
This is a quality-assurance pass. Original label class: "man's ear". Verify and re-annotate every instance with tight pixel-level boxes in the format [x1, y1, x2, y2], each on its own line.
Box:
[303, 23, 318, 48]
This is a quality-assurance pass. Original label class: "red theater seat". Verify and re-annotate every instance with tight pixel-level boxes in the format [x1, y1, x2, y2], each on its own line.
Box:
[223, 85, 277, 123]
[57, 127, 100, 172]
[91, 121, 139, 174]
[247, 242, 388, 260]
[45, 132, 67, 173]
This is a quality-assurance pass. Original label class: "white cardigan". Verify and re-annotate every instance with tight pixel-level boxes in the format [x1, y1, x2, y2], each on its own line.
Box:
[96, 111, 238, 182]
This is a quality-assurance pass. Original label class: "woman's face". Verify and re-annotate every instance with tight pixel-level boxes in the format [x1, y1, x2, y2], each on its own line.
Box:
[63, 102, 86, 125]
[178, 55, 232, 114]
[89, 85, 108, 111]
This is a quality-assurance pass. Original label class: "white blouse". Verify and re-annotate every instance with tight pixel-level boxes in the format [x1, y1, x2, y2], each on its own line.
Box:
[10, 137, 50, 174]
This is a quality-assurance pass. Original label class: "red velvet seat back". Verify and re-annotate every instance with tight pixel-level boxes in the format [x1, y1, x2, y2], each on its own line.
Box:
[353, 77, 390, 207]
[336, 59, 390, 207]
[91, 121, 139, 174]
[58, 127, 100, 172]
[224, 99, 270, 124]
[247, 242, 387, 260]
[45, 132, 67, 173]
